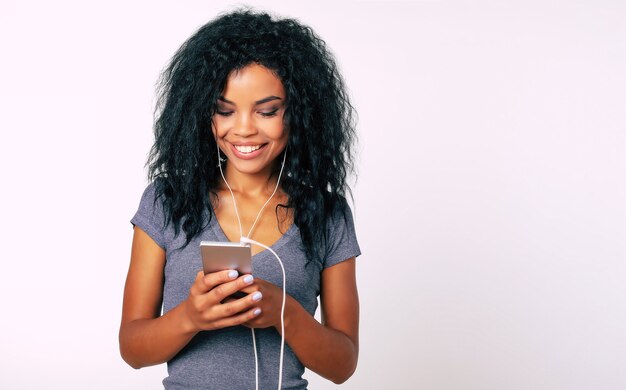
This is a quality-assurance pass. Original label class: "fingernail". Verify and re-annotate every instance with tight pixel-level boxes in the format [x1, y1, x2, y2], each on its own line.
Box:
[252, 292, 263, 301]
[243, 275, 254, 284]
[228, 270, 238, 279]
[253, 308, 262, 316]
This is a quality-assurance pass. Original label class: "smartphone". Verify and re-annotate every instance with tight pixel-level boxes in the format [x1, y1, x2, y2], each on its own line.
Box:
[200, 240, 252, 275]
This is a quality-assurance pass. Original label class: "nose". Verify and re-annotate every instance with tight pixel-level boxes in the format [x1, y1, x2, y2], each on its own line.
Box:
[233, 113, 258, 137]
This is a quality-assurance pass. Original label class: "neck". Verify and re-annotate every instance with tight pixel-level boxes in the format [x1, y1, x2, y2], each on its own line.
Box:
[222, 162, 280, 197]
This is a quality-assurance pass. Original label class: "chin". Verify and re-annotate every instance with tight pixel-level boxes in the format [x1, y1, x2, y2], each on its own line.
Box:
[226, 159, 272, 175]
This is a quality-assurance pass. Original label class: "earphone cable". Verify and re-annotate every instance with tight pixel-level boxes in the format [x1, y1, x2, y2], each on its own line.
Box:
[215, 140, 288, 390]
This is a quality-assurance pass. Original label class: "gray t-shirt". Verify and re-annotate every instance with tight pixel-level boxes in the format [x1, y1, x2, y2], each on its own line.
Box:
[130, 182, 361, 389]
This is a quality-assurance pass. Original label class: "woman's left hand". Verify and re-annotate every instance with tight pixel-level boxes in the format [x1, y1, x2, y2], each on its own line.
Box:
[238, 277, 288, 330]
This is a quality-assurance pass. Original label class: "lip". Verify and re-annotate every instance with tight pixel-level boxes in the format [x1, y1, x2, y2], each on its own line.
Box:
[228, 142, 267, 160]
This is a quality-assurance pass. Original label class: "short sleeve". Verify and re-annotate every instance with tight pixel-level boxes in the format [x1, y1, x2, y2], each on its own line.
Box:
[130, 182, 167, 250]
[323, 202, 361, 269]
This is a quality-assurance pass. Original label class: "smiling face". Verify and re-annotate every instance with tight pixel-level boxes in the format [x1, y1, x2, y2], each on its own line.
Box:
[211, 63, 289, 177]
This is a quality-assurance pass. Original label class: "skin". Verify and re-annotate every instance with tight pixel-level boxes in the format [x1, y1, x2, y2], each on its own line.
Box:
[119, 63, 359, 384]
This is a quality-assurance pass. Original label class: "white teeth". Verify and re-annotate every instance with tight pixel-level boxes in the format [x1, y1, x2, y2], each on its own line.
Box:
[234, 144, 262, 153]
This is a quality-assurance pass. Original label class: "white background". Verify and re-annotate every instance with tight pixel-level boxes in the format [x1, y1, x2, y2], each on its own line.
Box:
[1, 1, 625, 389]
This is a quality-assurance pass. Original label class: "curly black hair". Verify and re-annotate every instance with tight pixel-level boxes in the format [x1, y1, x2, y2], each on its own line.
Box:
[146, 8, 356, 262]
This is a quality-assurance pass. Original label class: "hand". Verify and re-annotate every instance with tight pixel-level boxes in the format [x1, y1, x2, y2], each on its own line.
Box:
[239, 277, 289, 330]
[182, 270, 263, 332]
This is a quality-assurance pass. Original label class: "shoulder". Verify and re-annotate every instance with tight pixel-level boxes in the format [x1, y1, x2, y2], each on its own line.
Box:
[326, 197, 356, 236]
[138, 180, 157, 203]
[323, 197, 361, 269]
[131, 180, 169, 249]
[135, 179, 170, 213]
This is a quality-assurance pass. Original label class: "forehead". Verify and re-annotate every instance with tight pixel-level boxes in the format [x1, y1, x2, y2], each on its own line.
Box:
[221, 63, 285, 101]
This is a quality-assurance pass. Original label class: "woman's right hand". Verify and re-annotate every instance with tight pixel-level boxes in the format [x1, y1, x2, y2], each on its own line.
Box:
[183, 270, 263, 332]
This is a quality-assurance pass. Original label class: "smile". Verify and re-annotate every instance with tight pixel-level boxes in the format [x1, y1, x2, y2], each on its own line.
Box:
[234, 144, 264, 153]
[228, 142, 268, 160]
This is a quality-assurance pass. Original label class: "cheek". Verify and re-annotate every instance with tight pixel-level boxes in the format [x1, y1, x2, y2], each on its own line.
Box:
[264, 119, 288, 140]
[211, 120, 226, 139]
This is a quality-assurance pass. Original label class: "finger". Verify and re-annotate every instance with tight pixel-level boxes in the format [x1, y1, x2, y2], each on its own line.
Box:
[238, 278, 272, 294]
[237, 277, 267, 293]
[193, 274, 254, 311]
[210, 307, 262, 329]
[204, 269, 241, 291]
[238, 285, 259, 294]
[209, 274, 255, 302]
[215, 290, 263, 318]
[192, 269, 240, 295]
[189, 271, 205, 296]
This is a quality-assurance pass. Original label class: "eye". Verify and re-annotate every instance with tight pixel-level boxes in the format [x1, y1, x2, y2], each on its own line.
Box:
[259, 108, 279, 118]
[215, 109, 233, 117]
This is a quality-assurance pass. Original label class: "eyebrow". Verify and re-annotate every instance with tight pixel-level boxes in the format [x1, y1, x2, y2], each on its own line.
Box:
[218, 95, 283, 105]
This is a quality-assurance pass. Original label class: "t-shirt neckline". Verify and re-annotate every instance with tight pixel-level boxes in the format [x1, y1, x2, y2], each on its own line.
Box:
[208, 208, 297, 259]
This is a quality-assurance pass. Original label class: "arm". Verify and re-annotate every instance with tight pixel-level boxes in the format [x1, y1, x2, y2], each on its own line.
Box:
[119, 226, 262, 369]
[119, 226, 194, 368]
[242, 258, 359, 384]
[285, 258, 359, 383]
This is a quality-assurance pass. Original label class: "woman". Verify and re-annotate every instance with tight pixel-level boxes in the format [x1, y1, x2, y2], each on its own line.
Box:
[120, 9, 360, 389]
